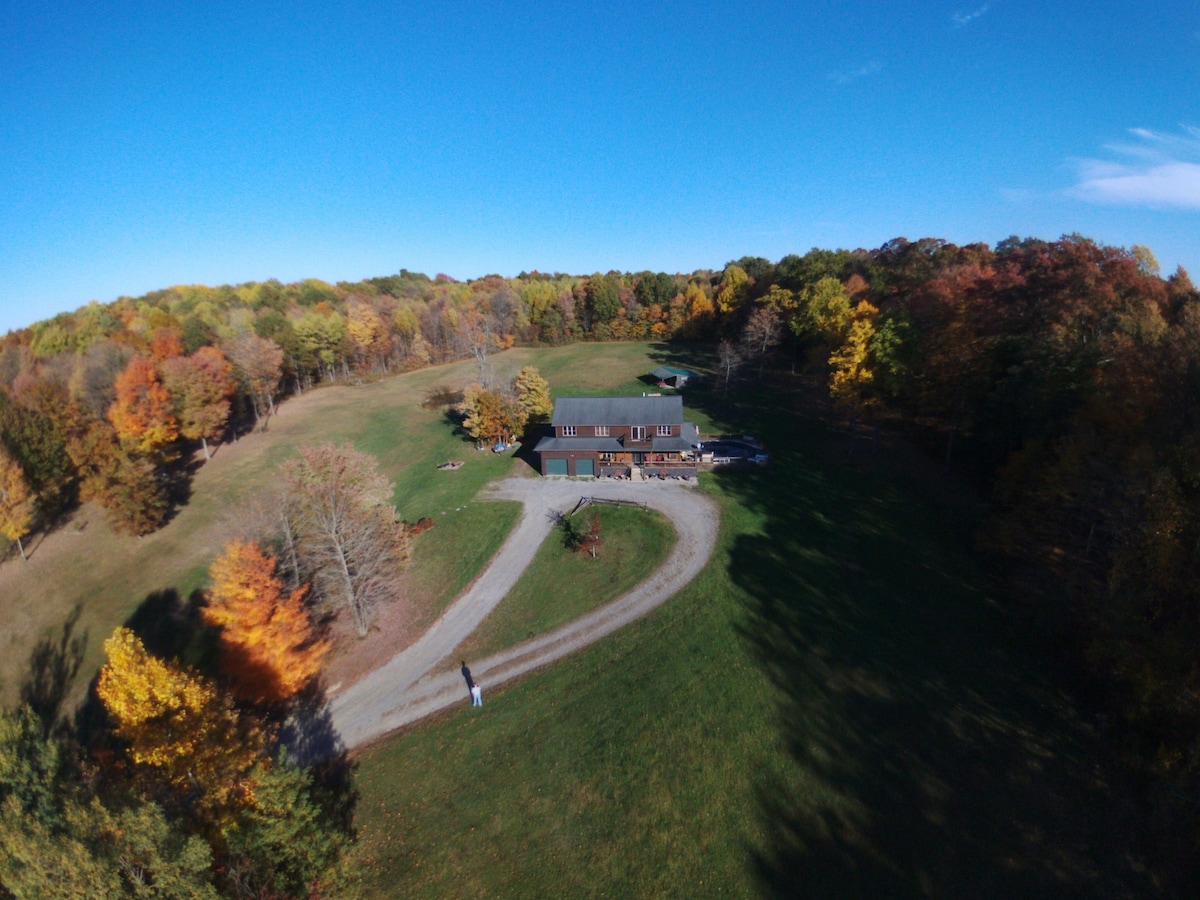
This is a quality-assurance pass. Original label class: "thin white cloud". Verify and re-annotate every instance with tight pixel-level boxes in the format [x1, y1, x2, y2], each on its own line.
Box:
[951, 4, 990, 27]
[1072, 126, 1200, 210]
[828, 61, 883, 86]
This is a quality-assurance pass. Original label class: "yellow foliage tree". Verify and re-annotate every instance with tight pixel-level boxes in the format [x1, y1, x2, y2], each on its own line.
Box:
[715, 264, 750, 315]
[204, 541, 328, 705]
[829, 300, 880, 413]
[346, 300, 390, 372]
[0, 446, 35, 561]
[97, 628, 265, 824]
[682, 283, 715, 338]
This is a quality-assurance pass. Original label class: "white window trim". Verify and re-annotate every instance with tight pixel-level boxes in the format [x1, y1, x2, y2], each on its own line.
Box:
[657, 425, 672, 436]
[562, 425, 577, 436]
[595, 425, 610, 436]
[630, 426, 646, 441]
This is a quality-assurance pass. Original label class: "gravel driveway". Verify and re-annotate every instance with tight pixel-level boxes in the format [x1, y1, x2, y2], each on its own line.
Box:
[327, 477, 720, 749]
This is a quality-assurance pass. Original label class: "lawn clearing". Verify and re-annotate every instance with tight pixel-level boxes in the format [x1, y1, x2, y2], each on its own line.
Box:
[452, 503, 675, 662]
[0, 344, 684, 714]
[347, 350, 1161, 898]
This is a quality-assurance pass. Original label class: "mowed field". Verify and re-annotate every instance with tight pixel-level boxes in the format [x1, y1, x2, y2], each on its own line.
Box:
[0, 342, 661, 713]
[0, 342, 1171, 896]
[345, 346, 1167, 897]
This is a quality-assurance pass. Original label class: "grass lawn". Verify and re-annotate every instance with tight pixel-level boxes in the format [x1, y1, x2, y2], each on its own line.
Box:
[347, 349, 1162, 898]
[452, 503, 676, 661]
[1, 342, 1167, 895]
[0, 344, 686, 713]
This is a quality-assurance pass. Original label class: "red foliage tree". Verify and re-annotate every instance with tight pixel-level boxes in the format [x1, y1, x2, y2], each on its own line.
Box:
[162, 347, 236, 459]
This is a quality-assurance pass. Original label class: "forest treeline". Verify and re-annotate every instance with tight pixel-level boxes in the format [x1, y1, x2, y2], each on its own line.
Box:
[4, 234, 1200, 830]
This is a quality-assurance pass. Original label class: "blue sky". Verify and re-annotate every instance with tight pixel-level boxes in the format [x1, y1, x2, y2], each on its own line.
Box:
[2, 0, 1198, 333]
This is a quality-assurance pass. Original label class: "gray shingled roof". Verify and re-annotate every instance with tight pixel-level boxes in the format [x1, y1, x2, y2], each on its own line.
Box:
[533, 435, 625, 453]
[551, 395, 684, 427]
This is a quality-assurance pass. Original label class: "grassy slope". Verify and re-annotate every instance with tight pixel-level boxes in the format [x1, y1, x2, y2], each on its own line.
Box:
[0, 350, 575, 710]
[349, 349, 1162, 898]
[1, 341, 1166, 894]
[453, 504, 676, 661]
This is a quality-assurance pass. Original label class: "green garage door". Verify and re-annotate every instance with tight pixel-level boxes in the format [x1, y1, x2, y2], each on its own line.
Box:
[576, 458, 594, 477]
[545, 458, 568, 476]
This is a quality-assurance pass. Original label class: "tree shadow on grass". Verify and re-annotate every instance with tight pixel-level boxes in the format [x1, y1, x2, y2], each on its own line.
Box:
[123, 587, 220, 674]
[279, 681, 358, 836]
[680, 374, 1178, 895]
[19, 603, 87, 737]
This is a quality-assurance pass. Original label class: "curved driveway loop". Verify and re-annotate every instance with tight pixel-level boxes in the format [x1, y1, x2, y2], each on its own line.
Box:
[329, 477, 719, 749]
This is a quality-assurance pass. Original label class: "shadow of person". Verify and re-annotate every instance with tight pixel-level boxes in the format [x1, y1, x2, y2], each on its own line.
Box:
[461, 660, 475, 694]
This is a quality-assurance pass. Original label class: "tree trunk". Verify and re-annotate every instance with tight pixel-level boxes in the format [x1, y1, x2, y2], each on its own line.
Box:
[201, 436, 211, 460]
[16, 536, 26, 562]
[332, 535, 365, 637]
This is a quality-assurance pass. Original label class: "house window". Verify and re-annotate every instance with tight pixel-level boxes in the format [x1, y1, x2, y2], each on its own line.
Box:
[562, 426, 577, 436]
[595, 426, 609, 436]
[657, 425, 672, 436]
[600, 452, 614, 461]
[630, 426, 646, 441]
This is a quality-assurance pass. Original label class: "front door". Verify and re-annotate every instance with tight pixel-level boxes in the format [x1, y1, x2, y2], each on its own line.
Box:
[633, 452, 645, 466]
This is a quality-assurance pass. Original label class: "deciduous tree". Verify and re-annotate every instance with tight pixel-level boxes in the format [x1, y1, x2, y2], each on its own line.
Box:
[459, 385, 524, 446]
[161, 347, 236, 459]
[204, 541, 328, 705]
[97, 628, 266, 826]
[282, 445, 408, 637]
[715, 264, 750, 316]
[828, 301, 880, 451]
[108, 356, 178, 456]
[742, 306, 784, 379]
[513, 366, 552, 428]
[0, 446, 35, 561]
[222, 333, 283, 431]
[717, 340, 742, 396]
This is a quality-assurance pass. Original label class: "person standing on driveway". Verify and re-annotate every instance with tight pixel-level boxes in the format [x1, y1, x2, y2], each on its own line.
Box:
[471, 682, 483, 707]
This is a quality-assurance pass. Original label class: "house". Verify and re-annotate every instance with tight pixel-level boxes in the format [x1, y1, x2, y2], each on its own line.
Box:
[649, 365, 697, 388]
[534, 395, 700, 477]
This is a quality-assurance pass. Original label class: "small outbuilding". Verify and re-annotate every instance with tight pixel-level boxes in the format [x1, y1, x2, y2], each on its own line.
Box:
[649, 366, 697, 388]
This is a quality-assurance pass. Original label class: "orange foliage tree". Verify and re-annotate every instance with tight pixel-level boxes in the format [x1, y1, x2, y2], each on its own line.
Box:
[96, 628, 266, 826]
[108, 356, 178, 455]
[204, 541, 328, 705]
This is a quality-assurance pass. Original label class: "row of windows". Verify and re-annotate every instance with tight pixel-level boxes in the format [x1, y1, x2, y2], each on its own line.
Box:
[560, 425, 672, 437]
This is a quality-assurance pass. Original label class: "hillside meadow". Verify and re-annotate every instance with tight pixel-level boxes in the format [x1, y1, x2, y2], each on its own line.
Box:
[0, 341, 1177, 895]
[346, 345, 1169, 897]
[0, 343, 661, 713]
